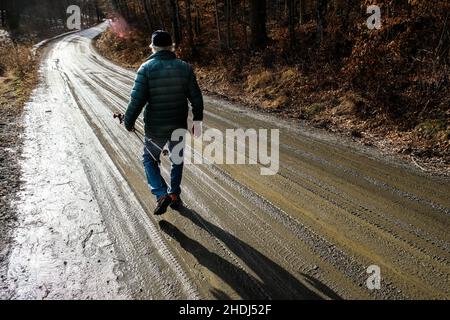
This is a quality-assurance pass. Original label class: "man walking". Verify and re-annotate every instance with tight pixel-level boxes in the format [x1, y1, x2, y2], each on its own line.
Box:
[124, 30, 203, 215]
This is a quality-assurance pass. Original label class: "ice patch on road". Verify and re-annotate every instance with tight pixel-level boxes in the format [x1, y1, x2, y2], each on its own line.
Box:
[3, 61, 126, 300]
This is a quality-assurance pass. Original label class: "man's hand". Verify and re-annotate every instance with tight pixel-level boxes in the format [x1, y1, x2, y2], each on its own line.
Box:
[192, 121, 202, 139]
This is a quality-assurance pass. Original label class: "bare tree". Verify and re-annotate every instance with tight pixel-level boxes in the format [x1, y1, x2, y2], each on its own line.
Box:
[214, 0, 222, 47]
[249, 0, 268, 47]
[170, 0, 182, 45]
[316, 0, 327, 43]
[225, 0, 231, 48]
[184, 0, 194, 52]
[288, 0, 295, 47]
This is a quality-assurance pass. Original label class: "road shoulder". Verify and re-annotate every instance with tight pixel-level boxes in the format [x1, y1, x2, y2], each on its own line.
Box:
[0, 46, 39, 298]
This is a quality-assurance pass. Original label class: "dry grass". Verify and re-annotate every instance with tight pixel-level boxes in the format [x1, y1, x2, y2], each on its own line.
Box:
[0, 43, 39, 116]
[94, 28, 150, 69]
[0, 43, 35, 78]
[246, 71, 274, 92]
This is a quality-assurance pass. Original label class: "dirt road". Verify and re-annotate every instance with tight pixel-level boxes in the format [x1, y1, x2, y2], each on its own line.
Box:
[1, 23, 449, 299]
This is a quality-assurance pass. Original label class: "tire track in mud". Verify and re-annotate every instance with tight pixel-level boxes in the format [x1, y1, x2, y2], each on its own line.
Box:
[198, 143, 449, 297]
[201, 106, 450, 297]
[74, 61, 450, 271]
[182, 164, 365, 298]
[58, 57, 200, 299]
[68, 86, 278, 298]
[76, 48, 449, 295]
[204, 100, 450, 202]
[200, 119, 450, 278]
[58, 32, 351, 299]
[194, 164, 379, 296]
[204, 110, 450, 260]
[79, 25, 448, 298]
[205, 109, 450, 215]
[15, 23, 448, 299]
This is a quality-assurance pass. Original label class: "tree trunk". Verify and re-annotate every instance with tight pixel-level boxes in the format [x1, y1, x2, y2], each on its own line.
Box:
[184, 0, 194, 53]
[1, 10, 5, 28]
[288, 0, 295, 48]
[142, 0, 153, 31]
[226, 0, 231, 48]
[123, 0, 131, 21]
[170, 0, 181, 45]
[242, 0, 248, 49]
[95, 2, 102, 23]
[155, 0, 166, 30]
[214, 0, 222, 47]
[249, 0, 267, 47]
[298, 0, 303, 25]
[316, 0, 327, 44]
[194, 6, 201, 37]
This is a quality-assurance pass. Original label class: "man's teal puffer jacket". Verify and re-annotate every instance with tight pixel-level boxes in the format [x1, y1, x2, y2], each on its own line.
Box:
[124, 50, 203, 139]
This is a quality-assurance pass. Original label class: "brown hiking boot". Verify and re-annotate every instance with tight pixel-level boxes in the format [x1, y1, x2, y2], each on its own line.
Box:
[169, 194, 183, 210]
[154, 195, 171, 215]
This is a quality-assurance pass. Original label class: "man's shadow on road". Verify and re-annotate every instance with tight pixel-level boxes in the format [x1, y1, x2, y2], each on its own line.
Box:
[159, 206, 341, 300]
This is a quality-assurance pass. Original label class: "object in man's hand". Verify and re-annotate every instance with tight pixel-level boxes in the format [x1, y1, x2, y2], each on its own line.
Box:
[113, 112, 124, 124]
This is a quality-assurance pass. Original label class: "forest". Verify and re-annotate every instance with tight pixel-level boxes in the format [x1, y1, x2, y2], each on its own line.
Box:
[1, 0, 449, 162]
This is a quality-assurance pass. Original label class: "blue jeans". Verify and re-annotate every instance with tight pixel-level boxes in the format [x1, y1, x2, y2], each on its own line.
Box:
[142, 136, 184, 201]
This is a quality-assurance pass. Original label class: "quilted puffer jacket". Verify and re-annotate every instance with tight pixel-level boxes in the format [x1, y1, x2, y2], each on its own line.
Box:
[125, 50, 203, 139]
